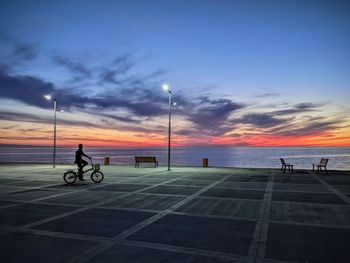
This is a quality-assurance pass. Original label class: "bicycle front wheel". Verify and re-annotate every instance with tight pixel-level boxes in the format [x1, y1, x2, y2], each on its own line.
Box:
[63, 171, 77, 184]
[91, 171, 104, 183]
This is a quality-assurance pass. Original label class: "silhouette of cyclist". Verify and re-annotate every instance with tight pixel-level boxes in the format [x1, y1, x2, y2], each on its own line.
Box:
[74, 144, 91, 181]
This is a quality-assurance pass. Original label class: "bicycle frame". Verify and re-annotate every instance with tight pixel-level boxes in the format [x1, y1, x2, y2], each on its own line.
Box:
[80, 159, 97, 175]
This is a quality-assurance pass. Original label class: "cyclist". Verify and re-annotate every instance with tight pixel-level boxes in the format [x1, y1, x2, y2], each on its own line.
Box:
[74, 144, 91, 181]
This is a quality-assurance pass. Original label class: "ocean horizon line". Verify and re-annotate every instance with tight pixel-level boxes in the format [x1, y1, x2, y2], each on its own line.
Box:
[0, 144, 349, 149]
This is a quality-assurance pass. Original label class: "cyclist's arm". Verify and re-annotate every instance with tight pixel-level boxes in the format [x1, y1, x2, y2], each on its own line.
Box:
[82, 152, 91, 159]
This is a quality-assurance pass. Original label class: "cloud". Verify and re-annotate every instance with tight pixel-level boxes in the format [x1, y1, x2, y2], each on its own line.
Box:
[184, 97, 245, 136]
[255, 92, 281, 98]
[238, 113, 286, 128]
[0, 35, 38, 71]
[273, 102, 322, 115]
[0, 69, 56, 109]
[0, 34, 37, 61]
[99, 54, 133, 84]
[53, 55, 92, 81]
[0, 68, 170, 117]
[0, 110, 98, 128]
[273, 119, 343, 136]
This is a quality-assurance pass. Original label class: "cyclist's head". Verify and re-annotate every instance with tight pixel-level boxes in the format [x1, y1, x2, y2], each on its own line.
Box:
[78, 144, 83, 149]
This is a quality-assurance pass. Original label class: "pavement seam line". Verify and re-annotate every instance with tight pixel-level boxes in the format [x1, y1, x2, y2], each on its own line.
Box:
[248, 176, 273, 262]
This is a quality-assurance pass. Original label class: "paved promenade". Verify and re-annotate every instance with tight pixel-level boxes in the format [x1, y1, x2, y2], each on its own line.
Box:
[0, 164, 349, 263]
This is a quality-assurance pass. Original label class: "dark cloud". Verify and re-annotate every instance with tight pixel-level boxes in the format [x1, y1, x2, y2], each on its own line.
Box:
[0, 125, 17, 129]
[99, 54, 133, 84]
[273, 120, 342, 136]
[0, 110, 97, 128]
[238, 113, 285, 128]
[0, 69, 56, 109]
[12, 42, 37, 61]
[184, 97, 244, 136]
[0, 34, 37, 61]
[273, 102, 322, 115]
[0, 35, 38, 72]
[188, 98, 244, 127]
[255, 92, 281, 98]
[53, 56, 92, 81]
[0, 69, 170, 116]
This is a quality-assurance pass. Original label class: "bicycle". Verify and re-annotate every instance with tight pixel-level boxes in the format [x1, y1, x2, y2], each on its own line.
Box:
[63, 159, 104, 184]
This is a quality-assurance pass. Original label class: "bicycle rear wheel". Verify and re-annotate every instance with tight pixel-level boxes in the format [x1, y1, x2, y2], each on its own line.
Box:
[91, 171, 104, 183]
[63, 171, 77, 184]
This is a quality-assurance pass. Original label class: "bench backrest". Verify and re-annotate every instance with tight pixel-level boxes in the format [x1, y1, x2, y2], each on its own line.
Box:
[280, 158, 286, 166]
[320, 158, 328, 166]
[135, 156, 157, 163]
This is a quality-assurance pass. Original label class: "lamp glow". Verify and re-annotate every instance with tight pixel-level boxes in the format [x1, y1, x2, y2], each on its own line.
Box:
[162, 84, 169, 92]
[44, 95, 52, 101]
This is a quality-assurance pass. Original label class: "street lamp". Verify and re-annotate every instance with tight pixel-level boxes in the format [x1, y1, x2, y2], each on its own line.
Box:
[162, 84, 176, 171]
[44, 95, 63, 168]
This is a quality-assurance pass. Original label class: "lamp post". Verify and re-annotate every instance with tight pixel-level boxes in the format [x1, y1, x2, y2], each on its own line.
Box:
[44, 95, 62, 168]
[162, 84, 175, 171]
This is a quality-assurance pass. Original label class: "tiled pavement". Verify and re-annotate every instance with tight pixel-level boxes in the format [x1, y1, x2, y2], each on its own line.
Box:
[0, 164, 350, 263]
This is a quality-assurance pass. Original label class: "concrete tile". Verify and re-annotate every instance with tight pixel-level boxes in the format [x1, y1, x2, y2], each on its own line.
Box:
[0, 178, 23, 184]
[0, 229, 98, 263]
[143, 173, 183, 179]
[44, 183, 102, 189]
[269, 202, 350, 226]
[102, 193, 185, 211]
[273, 183, 330, 193]
[201, 188, 265, 200]
[217, 181, 267, 190]
[273, 176, 320, 185]
[88, 243, 234, 263]
[176, 197, 262, 219]
[128, 214, 256, 255]
[88, 183, 150, 192]
[0, 186, 23, 194]
[0, 189, 67, 201]
[325, 180, 350, 186]
[7, 180, 58, 187]
[0, 200, 17, 207]
[122, 178, 170, 184]
[266, 223, 350, 263]
[272, 191, 347, 205]
[142, 185, 201, 196]
[34, 208, 156, 237]
[225, 176, 269, 182]
[0, 203, 76, 226]
[183, 174, 224, 180]
[44, 190, 125, 206]
[166, 179, 215, 186]
[333, 185, 350, 194]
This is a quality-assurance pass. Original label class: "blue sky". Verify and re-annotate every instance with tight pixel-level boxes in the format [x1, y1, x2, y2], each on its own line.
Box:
[0, 0, 349, 147]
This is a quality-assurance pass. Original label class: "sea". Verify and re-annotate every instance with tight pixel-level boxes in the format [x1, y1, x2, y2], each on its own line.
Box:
[0, 147, 349, 170]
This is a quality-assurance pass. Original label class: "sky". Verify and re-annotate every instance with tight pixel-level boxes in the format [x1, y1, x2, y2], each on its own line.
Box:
[0, 0, 349, 147]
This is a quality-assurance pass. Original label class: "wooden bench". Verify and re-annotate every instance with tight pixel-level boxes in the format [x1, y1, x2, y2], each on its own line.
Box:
[313, 158, 328, 174]
[280, 158, 294, 174]
[135, 156, 158, 168]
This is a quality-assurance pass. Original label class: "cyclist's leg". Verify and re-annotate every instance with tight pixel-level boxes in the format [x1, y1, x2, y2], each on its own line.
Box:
[81, 160, 88, 170]
[77, 162, 83, 178]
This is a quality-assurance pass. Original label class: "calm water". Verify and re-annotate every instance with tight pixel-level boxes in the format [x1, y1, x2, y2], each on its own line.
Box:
[0, 147, 349, 170]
